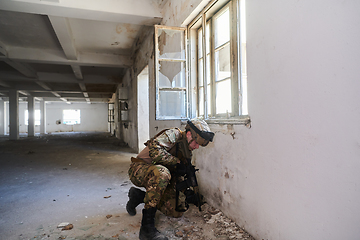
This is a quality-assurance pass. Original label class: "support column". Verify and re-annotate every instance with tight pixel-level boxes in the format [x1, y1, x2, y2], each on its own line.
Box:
[28, 96, 35, 137]
[0, 99, 4, 135]
[9, 89, 19, 140]
[40, 100, 46, 134]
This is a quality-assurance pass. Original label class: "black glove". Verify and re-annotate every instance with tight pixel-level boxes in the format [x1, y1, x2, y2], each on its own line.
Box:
[176, 163, 187, 176]
[184, 189, 205, 207]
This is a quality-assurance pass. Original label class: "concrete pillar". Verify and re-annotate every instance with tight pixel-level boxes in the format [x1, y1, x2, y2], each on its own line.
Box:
[0, 99, 4, 135]
[9, 89, 19, 140]
[40, 100, 46, 134]
[28, 96, 35, 137]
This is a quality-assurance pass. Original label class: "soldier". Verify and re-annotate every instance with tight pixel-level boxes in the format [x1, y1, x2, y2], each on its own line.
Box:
[126, 118, 215, 240]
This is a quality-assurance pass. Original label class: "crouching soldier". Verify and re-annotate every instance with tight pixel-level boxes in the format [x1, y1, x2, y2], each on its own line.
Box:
[126, 119, 214, 240]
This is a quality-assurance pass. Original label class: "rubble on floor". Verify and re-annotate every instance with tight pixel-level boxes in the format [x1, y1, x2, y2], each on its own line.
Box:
[25, 203, 255, 240]
[157, 203, 255, 240]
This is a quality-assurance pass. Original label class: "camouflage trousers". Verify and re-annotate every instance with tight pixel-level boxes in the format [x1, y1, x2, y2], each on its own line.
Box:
[128, 161, 185, 218]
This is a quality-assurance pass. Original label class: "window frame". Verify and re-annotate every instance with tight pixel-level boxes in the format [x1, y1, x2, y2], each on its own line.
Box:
[188, 0, 250, 125]
[154, 25, 188, 120]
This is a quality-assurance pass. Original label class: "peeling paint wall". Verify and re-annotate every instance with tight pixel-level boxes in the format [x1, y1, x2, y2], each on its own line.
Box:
[117, 26, 155, 152]
[196, 0, 360, 240]
[161, 0, 210, 26]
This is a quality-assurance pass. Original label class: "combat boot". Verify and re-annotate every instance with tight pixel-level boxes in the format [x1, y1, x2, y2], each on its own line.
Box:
[139, 207, 168, 240]
[126, 187, 146, 216]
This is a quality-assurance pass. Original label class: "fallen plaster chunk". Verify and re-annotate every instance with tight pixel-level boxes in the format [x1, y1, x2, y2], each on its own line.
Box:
[57, 222, 73, 230]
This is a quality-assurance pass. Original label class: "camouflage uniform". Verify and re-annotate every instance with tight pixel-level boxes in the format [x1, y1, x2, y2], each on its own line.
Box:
[128, 128, 188, 218]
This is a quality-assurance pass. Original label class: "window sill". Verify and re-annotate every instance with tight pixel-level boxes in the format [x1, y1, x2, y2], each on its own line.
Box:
[182, 115, 251, 127]
[206, 115, 251, 126]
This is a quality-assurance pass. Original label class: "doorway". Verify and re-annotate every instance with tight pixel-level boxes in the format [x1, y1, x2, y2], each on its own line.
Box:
[137, 66, 150, 152]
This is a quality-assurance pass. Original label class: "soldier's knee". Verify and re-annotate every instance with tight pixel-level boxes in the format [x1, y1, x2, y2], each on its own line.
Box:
[154, 165, 171, 182]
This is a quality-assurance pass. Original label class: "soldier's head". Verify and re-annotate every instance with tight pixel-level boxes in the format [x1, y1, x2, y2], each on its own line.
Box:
[185, 119, 214, 150]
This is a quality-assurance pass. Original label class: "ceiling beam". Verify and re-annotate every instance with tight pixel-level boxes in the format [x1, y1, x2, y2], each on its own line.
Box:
[35, 81, 52, 91]
[29, 90, 113, 94]
[0, 0, 162, 26]
[0, 72, 120, 84]
[48, 16, 78, 60]
[78, 83, 86, 92]
[0, 46, 133, 68]
[71, 65, 83, 79]
[36, 81, 68, 99]
[0, 40, 7, 56]
[18, 90, 30, 96]
[0, 80, 10, 88]
[3, 59, 38, 78]
[78, 83, 90, 102]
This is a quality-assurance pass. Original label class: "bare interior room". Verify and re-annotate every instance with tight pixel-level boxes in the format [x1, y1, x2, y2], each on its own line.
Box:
[0, 0, 359, 240]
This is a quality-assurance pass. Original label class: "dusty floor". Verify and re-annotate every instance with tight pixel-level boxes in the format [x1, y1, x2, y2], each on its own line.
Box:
[0, 132, 255, 240]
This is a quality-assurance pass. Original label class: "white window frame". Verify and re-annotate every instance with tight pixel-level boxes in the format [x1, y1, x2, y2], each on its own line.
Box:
[188, 0, 250, 125]
[154, 25, 188, 120]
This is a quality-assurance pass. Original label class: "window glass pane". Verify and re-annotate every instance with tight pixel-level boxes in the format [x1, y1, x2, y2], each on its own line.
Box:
[198, 58, 203, 87]
[199, 87, 204, 116]
[63, 109, 81, 125]
[206, 22, 210, 54]
[159, 61, 185, 88]
[215, 8, 230, 48]
[198, 28, 203, 59]
[158, 29, 185, 59]
[239, 0, 248, 115]
[159, 91, 186, 118]
[216, 79, 231, 114]
[215, 44, 231, 81]
[206, 54, 211, 116]
[207, 84, 211, 116]
[206, 54, 211, 85]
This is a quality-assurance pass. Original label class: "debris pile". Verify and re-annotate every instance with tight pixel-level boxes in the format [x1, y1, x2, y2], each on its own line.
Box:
[158, 203, 255, 240]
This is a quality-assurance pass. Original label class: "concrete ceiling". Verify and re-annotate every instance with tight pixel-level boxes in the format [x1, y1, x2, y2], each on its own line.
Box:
[0, 0, 167, 103]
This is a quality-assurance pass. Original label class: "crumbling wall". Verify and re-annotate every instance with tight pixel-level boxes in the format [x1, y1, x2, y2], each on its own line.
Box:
[197, 1, 360, 240]
[118, 27, 154, 152]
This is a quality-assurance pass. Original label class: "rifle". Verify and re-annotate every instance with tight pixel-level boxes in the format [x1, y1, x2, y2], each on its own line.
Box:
[175, 157, 203, 212]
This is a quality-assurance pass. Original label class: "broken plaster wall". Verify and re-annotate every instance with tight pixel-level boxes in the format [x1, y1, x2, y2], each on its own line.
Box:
[161, 0, 210, 27]
[117, 26, 154, 152]
[195, 0, 360, 240]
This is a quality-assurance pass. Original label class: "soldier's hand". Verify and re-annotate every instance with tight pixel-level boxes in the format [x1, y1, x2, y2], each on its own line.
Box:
[176, 163, 187, 176]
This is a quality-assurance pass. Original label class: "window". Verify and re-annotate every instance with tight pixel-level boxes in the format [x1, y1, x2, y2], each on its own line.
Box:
[63, 109, 80, 125]
[189, 0, 248, 123]
[25, 110, 41, 125]
[154, 25, 187, 120]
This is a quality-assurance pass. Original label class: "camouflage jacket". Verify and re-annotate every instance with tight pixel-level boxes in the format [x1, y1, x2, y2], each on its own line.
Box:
[137, 128, 191, 170]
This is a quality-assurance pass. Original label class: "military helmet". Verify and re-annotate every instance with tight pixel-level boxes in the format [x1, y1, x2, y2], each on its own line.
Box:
[185, 119, 215, 147]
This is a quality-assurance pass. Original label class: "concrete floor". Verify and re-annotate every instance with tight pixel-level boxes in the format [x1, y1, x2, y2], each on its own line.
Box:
[0, 132, 254, 240]
[0, 132, 140, 239]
